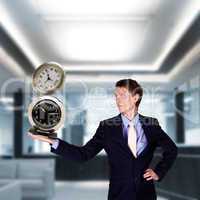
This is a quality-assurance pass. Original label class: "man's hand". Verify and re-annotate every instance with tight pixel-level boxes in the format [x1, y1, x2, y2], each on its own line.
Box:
[28, 132, 54, 144]
[143, 168, 159, 181]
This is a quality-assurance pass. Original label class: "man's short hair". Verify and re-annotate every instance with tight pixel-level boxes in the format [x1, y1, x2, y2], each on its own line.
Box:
[115, 79, 143, 107]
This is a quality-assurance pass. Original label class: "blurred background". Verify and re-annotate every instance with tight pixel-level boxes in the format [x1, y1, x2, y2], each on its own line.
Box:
[0, 0, 200, 199]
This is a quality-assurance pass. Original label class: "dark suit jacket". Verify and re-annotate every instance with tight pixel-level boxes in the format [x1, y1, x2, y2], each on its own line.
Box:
[51, 113, 178, 200]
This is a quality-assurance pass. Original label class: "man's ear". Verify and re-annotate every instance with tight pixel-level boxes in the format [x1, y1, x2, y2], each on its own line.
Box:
[134, 94, 140, 103]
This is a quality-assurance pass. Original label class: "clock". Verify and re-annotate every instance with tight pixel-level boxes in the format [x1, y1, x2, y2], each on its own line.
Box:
[28, 96, 65, 134]
[32, 62, 65, 95]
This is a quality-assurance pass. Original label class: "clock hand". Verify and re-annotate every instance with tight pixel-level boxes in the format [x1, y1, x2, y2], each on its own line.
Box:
[44, 74, 52, 83]
[47, 73, 52, 81]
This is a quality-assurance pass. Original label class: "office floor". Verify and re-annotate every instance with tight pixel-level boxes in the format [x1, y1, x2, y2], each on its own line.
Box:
[53, 181, 168, 200]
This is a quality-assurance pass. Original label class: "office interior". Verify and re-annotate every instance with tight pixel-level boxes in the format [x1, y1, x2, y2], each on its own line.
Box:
[0, 0, 200, 200]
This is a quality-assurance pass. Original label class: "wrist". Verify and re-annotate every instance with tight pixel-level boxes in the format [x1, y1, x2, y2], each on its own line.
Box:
[47, 138, 54, 144]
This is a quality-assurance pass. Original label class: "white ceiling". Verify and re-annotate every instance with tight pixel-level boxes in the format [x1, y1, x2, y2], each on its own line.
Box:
[0, 0, 199, 87]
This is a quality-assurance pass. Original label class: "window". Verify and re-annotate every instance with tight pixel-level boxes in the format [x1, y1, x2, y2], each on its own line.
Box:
[184, 88, 200, 145]
[0, 97, 14, 156]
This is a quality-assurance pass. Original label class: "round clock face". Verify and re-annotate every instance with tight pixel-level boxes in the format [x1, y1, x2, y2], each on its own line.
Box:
[28, 96, 65, 131]
[32, 62, 65, 94]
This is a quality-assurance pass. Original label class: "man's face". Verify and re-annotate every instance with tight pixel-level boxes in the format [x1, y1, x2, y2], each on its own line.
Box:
[114, 87, 139, 114]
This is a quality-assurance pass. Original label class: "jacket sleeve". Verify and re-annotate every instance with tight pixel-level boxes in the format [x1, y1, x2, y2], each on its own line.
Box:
[50, 121, 105, 162]
[153, 118, 178, 181]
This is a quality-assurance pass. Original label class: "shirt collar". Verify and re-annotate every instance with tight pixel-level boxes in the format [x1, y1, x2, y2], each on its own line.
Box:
[121, 112, 139, 128]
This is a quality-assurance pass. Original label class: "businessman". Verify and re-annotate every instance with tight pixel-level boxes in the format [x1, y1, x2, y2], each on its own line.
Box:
[29, 79, 178, 200]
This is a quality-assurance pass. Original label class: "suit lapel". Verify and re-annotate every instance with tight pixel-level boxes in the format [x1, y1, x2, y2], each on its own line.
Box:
[138, 114, 152, 157]
[138, 114, 151, 142]
[112, 114, 125, 141]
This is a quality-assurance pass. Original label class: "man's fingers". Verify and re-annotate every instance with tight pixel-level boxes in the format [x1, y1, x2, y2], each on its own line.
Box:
[143, 168, 159, 181]
[28, 132, 38, 139]
[143, 173, 150, 177]
[143, 173, 152, 178]
[144, 170, 154, 179]
[143, 173, 153, 180]
[28, 132, 48, 140]
[146, 177, 153, 181]
[28, 132, 37, 139]
[143, 171, 152, 177]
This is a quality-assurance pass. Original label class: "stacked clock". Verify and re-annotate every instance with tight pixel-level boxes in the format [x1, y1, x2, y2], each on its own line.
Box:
[28, 62, 65, 138]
